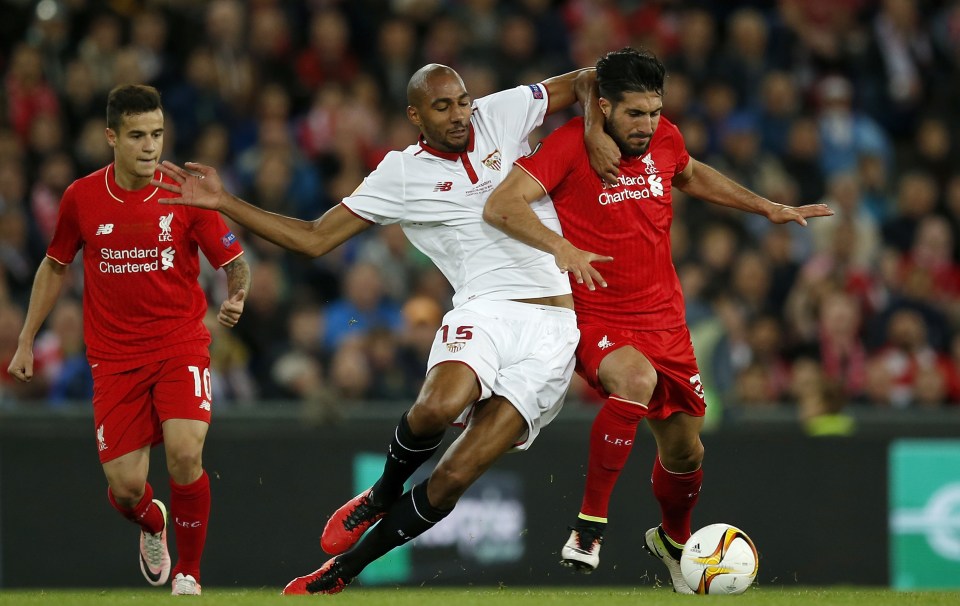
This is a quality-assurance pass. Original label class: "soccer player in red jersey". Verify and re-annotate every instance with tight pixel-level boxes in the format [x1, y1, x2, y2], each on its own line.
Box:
[6, 84, 250, 595]
[485, 48, 833, 592]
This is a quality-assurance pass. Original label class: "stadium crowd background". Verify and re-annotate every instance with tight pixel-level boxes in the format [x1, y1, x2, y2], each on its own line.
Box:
[1, 0, 959, 429]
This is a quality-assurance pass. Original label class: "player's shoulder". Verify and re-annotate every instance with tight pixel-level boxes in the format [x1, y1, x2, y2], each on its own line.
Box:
[378, 148, 419, 174]
[472, 84, 545, 116]
[359, 148, 420, 191]
[536, 116, 586, 151]
[73, 165, 109, 189]
[656, 115, 682, 138]
[62, 165, 107, 202]
[555, 116, 586, 137]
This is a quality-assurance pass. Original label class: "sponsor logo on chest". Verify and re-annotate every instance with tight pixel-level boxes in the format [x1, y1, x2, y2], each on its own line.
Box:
[94, 214, 177, 274]
[597, 153, 664, 206]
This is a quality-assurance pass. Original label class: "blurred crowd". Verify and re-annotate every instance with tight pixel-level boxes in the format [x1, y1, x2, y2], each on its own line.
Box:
[1, 0, 960, 425]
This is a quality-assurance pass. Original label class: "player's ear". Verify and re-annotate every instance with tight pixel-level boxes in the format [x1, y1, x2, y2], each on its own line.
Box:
[406, 106, 421, 128]
[598, 97, 612, 119]
[105, 127, 117, 148]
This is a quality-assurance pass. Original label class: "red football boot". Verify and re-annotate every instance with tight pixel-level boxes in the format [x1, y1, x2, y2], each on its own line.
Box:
[282, 557, 351, 595]
[320, 488, 386, 554]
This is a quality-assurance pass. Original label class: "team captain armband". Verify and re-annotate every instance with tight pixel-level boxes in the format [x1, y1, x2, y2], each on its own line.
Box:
[528, 84, 544, 99]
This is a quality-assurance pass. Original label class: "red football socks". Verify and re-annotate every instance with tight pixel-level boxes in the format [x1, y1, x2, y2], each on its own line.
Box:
[651, 455, 702, 543]
[108, 482, 165, 535]
[579, 395, 647, 519]
[170, 470, 210, 582]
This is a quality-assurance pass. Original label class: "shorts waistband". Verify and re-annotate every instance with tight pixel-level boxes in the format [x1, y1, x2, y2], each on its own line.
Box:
[458, 298, 577, 320]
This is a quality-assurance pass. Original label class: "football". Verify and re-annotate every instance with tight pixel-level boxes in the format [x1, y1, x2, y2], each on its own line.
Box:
[679, 523, 759, 595]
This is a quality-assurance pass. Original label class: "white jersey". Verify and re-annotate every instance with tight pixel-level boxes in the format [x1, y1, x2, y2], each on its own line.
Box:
[342, 84, 570, 308]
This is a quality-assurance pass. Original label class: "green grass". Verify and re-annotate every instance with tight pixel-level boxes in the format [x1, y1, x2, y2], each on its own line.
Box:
[1, 587, 959, 606]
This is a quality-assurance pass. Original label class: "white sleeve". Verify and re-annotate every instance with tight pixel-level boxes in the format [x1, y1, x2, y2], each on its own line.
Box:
[473, 83, 550, 141]
[340, 151, 406, 225]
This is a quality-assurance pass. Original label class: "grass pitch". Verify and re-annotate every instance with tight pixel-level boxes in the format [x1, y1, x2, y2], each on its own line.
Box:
[0, 587, 958, 606]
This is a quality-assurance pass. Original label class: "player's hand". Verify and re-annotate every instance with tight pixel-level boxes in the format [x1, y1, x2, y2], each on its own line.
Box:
[7, 347, 34, 383]
[218, 289, 246, 328]
[153, 161, 225, 211]
[767, 202, 834, 226]
[584, 127, 621, 187]
[554, 241, 613, 291]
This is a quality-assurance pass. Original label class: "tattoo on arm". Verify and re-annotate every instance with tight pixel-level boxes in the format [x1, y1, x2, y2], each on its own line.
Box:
[224, 256, 251, 296]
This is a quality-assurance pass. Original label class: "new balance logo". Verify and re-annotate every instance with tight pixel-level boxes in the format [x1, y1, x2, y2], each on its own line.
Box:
[96, 224, 114, 235]
[199, 400, 211, 411]
[433, 181, 453, 192]
[692, 543, 700, 550]
[598, 335, 614, 350]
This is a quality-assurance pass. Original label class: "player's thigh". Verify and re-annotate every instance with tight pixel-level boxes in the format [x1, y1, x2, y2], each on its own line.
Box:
[410, 361, 483, 431]
[93, 367, 161, 464]
[161, 418, 209, 458]
[577, 324, 652, 397]
[596, 344, 658, 401]
[152, 355, 214, 425]
[414, 305, 501, 429]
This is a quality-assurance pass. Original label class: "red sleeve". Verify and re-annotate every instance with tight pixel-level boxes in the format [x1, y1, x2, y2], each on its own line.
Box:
[45, 182, 82, 265]
[514, 118, 584, 195]
[190, 207, 244, 268]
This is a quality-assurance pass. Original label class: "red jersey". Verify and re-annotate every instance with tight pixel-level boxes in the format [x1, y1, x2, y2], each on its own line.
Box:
[515, 116, 690, 330]
[46, 164, 244, 371]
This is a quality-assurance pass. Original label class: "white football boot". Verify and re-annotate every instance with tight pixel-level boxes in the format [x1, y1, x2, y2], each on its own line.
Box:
[139, 499, 171, 587]
[644, 525, 694, 594]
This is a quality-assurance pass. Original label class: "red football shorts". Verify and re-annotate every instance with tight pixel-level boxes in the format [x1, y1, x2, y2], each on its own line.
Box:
[92, 355, 213, 463]
[575, 323, 706, 420]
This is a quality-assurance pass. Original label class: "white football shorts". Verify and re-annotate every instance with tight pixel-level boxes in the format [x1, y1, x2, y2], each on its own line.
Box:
[426, 298, 579, 450]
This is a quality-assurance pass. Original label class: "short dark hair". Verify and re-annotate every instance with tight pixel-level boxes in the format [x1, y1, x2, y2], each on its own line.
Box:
[596, 48, 666, 102]
[106, 84, 163, 131]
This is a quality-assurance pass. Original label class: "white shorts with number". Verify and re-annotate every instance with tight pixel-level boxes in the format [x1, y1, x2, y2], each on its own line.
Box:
[426, 298, 579, 450]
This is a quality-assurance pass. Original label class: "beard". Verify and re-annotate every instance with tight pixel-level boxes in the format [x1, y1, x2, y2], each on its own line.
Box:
[610, 131, 651, 157]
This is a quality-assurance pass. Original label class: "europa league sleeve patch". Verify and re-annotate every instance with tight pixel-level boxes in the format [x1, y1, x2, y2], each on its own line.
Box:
[221, 232, 237, 248]
[528, 84, 544, 99]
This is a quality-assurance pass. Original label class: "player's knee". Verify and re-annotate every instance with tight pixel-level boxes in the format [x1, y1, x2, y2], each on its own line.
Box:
[409, 397, 463, 433]
[609, 366, 657, 403]
[110, 481, 146, 505]
[661, 440, 704, 472]
[165, 449, 203, 482]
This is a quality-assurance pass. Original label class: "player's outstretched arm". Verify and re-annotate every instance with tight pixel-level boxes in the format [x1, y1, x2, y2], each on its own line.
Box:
[485, 168, 612, 291]
[153, 161, 372, 257]
[673, 159, 834, 226]
[7, 258, 67, 383]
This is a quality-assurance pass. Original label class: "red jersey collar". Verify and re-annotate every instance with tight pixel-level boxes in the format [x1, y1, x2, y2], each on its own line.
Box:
[105, 163, 164, 203]
[416, 125, 476, 160]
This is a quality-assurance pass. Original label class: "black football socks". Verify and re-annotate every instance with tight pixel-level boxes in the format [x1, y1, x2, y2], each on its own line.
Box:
[340, 479, 451, 578]
[370, 412, 444, 507]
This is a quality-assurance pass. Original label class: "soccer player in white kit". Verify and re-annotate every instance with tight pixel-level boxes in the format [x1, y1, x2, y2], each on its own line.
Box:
[153, 63, 619, 594]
